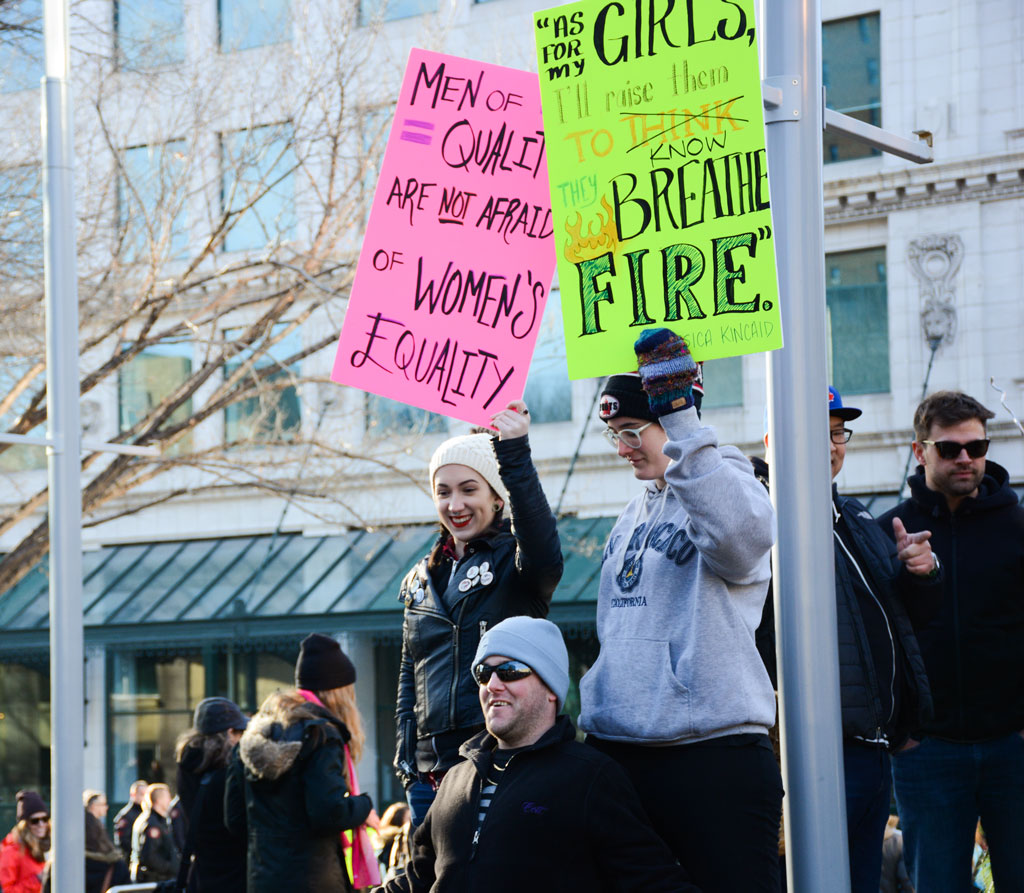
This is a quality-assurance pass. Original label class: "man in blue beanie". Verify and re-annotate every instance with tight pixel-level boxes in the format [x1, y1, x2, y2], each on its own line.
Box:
[380, 616, 699, 893]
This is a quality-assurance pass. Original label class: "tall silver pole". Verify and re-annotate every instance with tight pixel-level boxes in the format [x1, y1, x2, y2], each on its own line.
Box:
[41, 0, 85, 889]
[763, 0, 850, 890]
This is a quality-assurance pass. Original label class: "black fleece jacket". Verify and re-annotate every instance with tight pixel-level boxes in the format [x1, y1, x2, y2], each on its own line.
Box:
[879, 461, 1024, 741]
[384, 716, 700, 893]
[833, 487, 935, 749]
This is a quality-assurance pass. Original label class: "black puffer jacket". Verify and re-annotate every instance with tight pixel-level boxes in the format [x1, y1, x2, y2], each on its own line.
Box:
[395, 435, 562, 782]
[833, 488, 934, 748]
[879, 461, 1024, 741]
[176, 744, 246, 892]
[384, 716, 700, 893]
[224, 695, 373, 893]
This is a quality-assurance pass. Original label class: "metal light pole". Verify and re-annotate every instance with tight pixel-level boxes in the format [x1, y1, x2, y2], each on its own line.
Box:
[762, 0, 850, 890]
[760, 1, 933, 889]
[42, 0, 85, 888]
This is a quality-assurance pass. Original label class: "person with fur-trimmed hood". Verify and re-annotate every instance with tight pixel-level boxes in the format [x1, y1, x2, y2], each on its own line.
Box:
[225, 634, 374, 893]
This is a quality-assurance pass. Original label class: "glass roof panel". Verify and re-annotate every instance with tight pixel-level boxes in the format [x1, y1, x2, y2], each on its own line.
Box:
[82, 543, 156, 623]
[144, 537, 252, 623]
[101, 542, 190, 623]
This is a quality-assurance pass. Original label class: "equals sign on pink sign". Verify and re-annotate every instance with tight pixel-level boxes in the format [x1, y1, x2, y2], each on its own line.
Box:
[401, 119, 434, 144]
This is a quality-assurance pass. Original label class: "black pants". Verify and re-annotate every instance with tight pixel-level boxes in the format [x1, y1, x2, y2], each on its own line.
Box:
[588, 734, 784, 893]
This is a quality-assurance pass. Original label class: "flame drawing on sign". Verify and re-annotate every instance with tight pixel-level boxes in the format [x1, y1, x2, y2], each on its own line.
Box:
[563, 195, 619, 263]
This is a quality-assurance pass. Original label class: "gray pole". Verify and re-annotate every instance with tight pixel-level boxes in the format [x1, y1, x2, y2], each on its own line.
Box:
[41, 0, 85, 889]
[762, 0, 850, 890]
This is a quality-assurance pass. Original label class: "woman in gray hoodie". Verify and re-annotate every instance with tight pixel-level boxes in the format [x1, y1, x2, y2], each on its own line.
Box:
[581, 328, 782, 893]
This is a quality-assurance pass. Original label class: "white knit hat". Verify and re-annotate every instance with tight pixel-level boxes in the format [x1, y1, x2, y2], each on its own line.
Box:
[428, 433, 508, 505]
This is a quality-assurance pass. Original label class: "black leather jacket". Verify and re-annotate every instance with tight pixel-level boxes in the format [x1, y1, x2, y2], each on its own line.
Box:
[833, 487, 935, 749]
[394, 435, 562, 783]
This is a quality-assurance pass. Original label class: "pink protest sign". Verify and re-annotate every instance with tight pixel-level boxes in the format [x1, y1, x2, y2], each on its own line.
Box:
[332, 49, 556, 428]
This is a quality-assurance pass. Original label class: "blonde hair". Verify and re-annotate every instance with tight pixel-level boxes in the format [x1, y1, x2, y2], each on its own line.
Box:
[14, 820, 48, 861]
[142, 783, 171, 815]
[318, 685, 366, 766]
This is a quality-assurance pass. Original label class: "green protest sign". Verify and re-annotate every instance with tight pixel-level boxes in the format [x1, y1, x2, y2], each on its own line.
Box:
[534, 0, 782, 378]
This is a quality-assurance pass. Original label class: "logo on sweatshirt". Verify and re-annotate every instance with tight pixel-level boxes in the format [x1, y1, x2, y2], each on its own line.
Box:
[522, 801, 549, 815]
[607, 521, 697, 593]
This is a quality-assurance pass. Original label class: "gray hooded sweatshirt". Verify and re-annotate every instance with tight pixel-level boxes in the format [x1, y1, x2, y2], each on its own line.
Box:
[579, 407, 777, 744]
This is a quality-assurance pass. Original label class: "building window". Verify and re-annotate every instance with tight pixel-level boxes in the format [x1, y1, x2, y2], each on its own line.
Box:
[119, 141, 189, 262]
[0, 660, 50, 827]
[0, 163, 43, 282]
[359, 0, 437, 26]
[224, 324, 302, 444]
[115, 0, 185, 70]
[826, 248, 889, 395]
[523, 293, 572, 424]
[108, 646, 294, 801]
[365, 394, 448, 437]
[0, 0, 42, 94]
[221, 124, 296, 253]
[700, 356, 743, 409]
[822, 14, 881, 164]
[219, 0, 291, 51]
[0, 360, 46, 473]
[118, 339, 193, 454]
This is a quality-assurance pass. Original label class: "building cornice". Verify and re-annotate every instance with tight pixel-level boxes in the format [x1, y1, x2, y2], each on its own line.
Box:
[824, 150, 1024, 223]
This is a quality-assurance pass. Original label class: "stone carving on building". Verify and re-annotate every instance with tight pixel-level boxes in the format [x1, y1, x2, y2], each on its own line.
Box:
[907, 234, 962, 348]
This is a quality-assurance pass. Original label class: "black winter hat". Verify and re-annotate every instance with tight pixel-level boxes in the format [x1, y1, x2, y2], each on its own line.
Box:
[295, 633, 357, 691]
[16, 790, 48, 822]
[194, 697, 249, 735]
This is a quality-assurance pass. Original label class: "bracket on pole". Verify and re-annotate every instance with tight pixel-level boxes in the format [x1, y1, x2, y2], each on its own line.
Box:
[0, 432, 159, 457]
[822, 88, 934, 164]
[762, 76, 801, 122]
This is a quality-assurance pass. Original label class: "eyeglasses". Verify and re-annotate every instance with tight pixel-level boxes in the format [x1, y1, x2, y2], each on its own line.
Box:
[28, 817, 49, 826]
[830, 428, 852, 444]
[602, 422, 654, 450]
[472, 660, 534, 686]
[921, 439, 989, 460]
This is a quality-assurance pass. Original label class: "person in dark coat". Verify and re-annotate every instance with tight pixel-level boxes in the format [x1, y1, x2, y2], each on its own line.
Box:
[174, 697, 249, 892]
[827, 386, 938, 893]
[225, 634, 374, 893]
[384, 617, 700, 893]
[112, 780, 146, 855]
[878, 390, 1024, 891]
[395, 403, 563, 827]
[84, 790, 130, 893]
[130, 783, 179, 883]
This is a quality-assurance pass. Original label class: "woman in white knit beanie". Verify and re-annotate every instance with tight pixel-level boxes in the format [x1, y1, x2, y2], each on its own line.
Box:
[393, 400, 563, 828]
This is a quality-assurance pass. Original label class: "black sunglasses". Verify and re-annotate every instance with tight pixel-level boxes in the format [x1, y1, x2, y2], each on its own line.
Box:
[472, 660, 534, 686]
[921, 439, 989, 460]
[28, 816, 49, 826]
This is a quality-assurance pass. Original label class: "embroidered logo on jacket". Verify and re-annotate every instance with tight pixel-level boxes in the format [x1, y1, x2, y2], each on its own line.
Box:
[522, 801, 549, 815]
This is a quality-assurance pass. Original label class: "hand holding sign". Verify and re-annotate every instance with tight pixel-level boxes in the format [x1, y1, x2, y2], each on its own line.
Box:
[892, 517, 936, 577]
[491, 400, 531, 441]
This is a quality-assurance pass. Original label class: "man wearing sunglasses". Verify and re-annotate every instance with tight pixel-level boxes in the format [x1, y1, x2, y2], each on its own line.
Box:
[879, 390, 1024, 892]
[827, 385, 937, 893]
[380, 616, 699, 893]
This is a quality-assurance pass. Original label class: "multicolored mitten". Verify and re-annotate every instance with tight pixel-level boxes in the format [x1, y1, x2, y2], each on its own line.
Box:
[633, 328, 699, 416]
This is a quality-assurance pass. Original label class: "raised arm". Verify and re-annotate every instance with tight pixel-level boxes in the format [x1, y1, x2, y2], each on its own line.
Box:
[491, 403, 563, 614]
